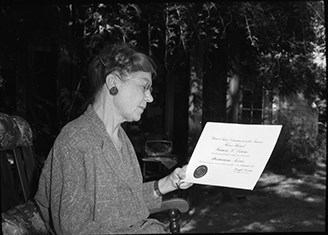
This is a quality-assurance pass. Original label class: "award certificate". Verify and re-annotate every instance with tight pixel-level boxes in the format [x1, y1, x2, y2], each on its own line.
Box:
[184, 122, 282, 190]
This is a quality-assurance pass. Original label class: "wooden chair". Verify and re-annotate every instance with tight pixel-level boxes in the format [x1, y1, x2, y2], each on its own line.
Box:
[0, 113, 40, 211]
[0, 113, 189, 234]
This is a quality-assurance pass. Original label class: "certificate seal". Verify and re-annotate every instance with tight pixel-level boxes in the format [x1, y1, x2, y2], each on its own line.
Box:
[193, 165, 208, 178]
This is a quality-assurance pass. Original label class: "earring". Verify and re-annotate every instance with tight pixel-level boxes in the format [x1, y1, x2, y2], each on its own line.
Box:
[109, 86, 118, 95]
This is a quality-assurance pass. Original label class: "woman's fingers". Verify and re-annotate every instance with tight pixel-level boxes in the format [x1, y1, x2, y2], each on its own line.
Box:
[177, 181, 193, 189]
[170, 164, 193, 190]
[175, 164, 188, 180]
[175, 165, 193, 189]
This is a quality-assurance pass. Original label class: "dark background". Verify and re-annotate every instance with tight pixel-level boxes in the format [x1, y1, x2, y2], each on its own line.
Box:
[0, 1, 326, 170]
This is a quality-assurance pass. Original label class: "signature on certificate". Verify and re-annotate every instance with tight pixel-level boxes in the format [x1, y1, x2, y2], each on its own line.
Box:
[233, 167, 253, 174]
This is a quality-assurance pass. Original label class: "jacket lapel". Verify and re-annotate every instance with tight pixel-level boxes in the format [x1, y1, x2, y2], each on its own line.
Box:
[102, 131, 140, 189]
[85, 105, 142, 189]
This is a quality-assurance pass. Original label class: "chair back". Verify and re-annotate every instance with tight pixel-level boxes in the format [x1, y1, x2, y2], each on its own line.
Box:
[0, 113, 40, 212]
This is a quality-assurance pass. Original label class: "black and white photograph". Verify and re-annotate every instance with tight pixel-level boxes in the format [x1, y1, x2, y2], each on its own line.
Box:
[0, 1, 326, 234]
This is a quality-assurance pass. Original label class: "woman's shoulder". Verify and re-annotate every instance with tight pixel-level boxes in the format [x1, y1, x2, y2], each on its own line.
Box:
[62, 115, 88, 133]
[55, 114, 96, 147]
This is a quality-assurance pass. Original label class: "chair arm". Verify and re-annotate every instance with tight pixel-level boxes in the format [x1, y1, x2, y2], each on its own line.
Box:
[1, 200, 49, 235]
[150, 198, 189, 233]
[149, 198, 189, 214]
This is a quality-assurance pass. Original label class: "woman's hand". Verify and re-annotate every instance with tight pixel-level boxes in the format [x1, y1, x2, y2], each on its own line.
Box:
[157, 165, 193, 195]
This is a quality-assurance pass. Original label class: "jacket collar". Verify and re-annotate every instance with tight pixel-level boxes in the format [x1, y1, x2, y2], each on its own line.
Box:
[83, 105, 142, 190]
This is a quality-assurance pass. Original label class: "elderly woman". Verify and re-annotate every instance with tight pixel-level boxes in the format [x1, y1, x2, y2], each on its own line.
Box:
[34, 42, 192, 234]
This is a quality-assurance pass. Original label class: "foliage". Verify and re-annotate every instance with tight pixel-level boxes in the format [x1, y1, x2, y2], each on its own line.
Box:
[269, 100, 323, 171]
[253, 2, 325, 101]
[0, 1, 325, 158]
[82, 3, 142, 57]
[54, 1, 326, 124]
[160, 1, 325, 119]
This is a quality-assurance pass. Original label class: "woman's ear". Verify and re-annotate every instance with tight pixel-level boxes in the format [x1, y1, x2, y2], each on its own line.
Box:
[105, 73, 117, 88]
[105, 73, 119, 96]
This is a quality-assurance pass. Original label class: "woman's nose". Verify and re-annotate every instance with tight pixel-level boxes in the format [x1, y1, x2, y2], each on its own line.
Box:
[145, 91, 153, 103]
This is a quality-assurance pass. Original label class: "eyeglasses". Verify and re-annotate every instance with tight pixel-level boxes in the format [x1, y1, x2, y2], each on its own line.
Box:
[129, 79, 153, 95]
[142, 83, 153, 94]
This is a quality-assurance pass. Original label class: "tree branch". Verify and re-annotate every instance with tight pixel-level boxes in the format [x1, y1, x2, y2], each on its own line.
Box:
[307, 2, 324, 23]
[244, 11, 255, 47]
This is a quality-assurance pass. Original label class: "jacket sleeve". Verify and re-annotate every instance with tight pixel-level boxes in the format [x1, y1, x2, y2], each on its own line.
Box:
[47, 136, 113, 235]
[142, 181, 162, 210]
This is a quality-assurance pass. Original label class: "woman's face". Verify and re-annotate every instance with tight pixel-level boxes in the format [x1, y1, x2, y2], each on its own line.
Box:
[114, 71, 153, 122]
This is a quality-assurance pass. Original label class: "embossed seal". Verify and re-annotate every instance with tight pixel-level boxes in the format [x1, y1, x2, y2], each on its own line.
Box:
[193, 165, 208, 178]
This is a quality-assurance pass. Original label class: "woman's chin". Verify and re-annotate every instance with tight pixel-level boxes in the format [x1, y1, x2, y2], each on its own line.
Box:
[128, 114, 142, 122]
[133, 117, 141, 122]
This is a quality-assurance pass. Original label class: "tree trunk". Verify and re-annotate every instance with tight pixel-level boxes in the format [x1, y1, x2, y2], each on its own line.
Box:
[188, 43, 204, 156]
[164, 68, 175, 139]
[202, 39, 228, 126]
[226, 21, 242, 123]
[173, 53, 190, 165]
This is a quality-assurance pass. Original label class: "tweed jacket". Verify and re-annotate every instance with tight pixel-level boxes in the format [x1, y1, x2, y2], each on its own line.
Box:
[35, 106, 165, 234]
